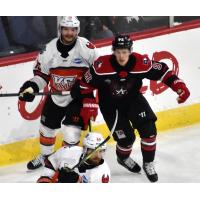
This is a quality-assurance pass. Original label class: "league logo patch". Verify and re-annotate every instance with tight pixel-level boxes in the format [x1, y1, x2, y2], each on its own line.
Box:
[73, 58, 82, 64]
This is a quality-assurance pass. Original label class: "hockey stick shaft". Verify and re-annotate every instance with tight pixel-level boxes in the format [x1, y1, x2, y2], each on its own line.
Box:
[89, 120, 92, 132]
[71, 109, 119, 170]
[0, 91, 70, 97]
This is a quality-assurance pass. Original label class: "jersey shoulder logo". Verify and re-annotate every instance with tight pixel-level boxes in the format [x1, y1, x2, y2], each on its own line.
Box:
[152, 62, 162, 70]
[86, 42, 95, 49]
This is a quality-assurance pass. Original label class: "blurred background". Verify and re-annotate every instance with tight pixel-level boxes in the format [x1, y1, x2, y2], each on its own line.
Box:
[0, 16, 200, 58]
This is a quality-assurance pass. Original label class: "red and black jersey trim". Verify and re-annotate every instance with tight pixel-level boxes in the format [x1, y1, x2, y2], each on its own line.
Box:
[49, 66, 89, 71]
[33, 70, 50, 84]
[92, 53, 152, 76]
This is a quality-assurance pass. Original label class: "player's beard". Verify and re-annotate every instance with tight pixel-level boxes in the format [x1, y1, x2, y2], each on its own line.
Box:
[87, 157, 101, 166]
[61, 34, 77, 45]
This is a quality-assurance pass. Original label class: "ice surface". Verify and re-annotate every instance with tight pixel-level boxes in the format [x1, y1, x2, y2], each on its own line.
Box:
[0, 124, 200, 183]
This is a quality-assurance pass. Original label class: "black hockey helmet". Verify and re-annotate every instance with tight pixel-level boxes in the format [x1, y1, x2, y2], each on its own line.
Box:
[112, 34, 133, 51]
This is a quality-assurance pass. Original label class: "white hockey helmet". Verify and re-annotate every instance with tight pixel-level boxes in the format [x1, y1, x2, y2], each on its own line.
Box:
[83, 132, 106, 151]
[59, 16, 80, 34]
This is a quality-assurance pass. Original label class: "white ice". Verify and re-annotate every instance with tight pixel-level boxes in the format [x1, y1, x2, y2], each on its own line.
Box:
[0, 124, 200, 183]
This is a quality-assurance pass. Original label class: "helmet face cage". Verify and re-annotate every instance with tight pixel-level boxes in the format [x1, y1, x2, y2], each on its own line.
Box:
[59, 16, 80, 35]
[83, 132, 106, 155]
[112, 35, 133, 51]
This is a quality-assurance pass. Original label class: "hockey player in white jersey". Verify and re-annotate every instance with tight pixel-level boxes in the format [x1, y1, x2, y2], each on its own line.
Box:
[18, 16, 99, 170]
[37, 132, 110, 183]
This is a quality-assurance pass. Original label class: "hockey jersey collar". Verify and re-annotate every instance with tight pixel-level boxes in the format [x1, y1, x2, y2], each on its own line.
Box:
[110, 54, 136, 73]
[56, 38, 77, 58]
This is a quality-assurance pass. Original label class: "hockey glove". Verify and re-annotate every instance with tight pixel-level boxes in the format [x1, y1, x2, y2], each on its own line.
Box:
[19, 81, 39, 102]
[58, 168, 81, 183]
[80, 98, 98, 130]
[170, 79, 190, 104]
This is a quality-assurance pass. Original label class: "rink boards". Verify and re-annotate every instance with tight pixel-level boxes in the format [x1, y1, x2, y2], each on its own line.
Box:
[0, 103, 200, 166]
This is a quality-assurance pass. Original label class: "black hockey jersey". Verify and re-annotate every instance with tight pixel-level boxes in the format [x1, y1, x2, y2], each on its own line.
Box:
[72, 52, 175, 107]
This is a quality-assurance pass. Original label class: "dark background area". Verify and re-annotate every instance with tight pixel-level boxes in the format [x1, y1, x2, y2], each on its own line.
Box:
[0, 16, 200, 58]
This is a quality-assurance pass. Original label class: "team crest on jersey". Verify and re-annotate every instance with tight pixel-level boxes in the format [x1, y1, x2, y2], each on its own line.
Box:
[102, 174, 109, 183]
[51, 74, 76, 91]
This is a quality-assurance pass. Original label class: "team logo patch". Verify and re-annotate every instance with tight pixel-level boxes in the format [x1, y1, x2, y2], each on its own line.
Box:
[51, 75, 76, 91]
[102, 174, 109, 183]
[113, 88, 128, 97]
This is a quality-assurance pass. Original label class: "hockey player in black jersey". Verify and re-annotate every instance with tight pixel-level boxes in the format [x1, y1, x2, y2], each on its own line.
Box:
[71, 35, 190, 182]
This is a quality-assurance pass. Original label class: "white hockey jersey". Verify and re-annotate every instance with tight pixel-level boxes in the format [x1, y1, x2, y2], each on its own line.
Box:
[40, 145, 110, 183]
[31, 37, 99, 107]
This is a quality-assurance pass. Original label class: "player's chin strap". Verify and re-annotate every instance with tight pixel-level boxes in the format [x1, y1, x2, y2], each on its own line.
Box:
[0, 91, 70, 97]
[64, 109, 119, 172]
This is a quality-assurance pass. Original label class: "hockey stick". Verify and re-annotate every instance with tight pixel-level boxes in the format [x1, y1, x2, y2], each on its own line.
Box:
[89, 120, 92, 132]
[65, 109, 118, 172]
[0, 91, 70, 97]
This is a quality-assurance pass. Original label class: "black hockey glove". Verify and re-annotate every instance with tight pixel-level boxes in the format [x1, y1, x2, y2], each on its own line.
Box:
[58, 168, 80, 183]
[19, 81, 39, 102]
